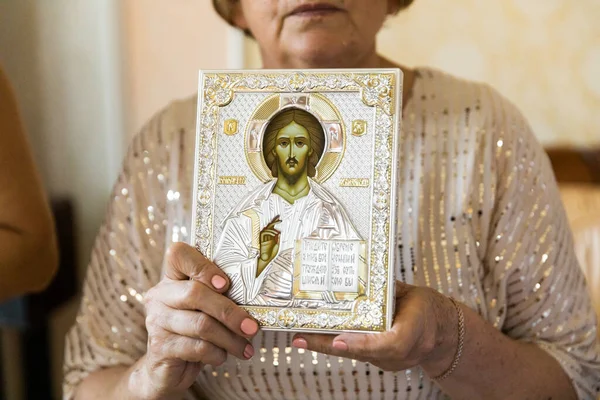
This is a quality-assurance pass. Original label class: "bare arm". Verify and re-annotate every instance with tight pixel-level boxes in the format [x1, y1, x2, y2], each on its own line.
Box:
[74, 365, 135, 400]
[0, 67, 58, 301]
[74, 357, 155, 400]
[421, 300, 577, 399]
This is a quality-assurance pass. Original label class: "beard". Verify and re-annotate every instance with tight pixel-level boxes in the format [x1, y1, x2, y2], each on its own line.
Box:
[275, 156, 306, 185]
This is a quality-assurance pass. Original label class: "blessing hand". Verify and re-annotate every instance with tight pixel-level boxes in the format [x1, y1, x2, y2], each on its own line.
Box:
[292, 282, 460, 376]
[257, 215, 281, 277]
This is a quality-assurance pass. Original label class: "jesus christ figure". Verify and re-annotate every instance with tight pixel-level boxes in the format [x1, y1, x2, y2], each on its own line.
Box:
[214, 107, 361, 306]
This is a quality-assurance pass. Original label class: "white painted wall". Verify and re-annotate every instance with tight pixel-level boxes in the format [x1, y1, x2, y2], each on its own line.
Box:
[0, 0, 124, 398]
[121, 0, 233, 136]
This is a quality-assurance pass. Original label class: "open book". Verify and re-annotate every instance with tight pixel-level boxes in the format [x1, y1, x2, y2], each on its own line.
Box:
[293, 238, 367, 299]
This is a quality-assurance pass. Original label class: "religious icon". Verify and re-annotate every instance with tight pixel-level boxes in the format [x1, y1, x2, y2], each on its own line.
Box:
[192, 69, 403, 333]
[214, 108, 363, 308]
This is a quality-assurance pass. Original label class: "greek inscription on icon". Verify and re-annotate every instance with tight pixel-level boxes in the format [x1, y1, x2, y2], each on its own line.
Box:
[352, 120, 367, 136]
[281, 94, 309, 108]
[218, 176, 247, 185]
[339, 178, 370, 188]
[325, 123, 343, 152]
[224, 119, 239, 136]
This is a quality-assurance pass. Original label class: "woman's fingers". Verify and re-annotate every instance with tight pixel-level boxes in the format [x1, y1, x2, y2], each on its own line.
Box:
[152, 303, 254, 360]
[292, 332, 386, 360]
[165, 242, 230, 292]
[151, 327, 229, 366]
[148, 279, 259, 338]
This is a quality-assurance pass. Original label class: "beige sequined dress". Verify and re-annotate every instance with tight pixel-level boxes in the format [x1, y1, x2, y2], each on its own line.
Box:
[63, 68, 600, 399]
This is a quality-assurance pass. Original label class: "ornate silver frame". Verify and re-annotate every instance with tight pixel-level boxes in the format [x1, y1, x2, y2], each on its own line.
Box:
[191, 69, 402, 333]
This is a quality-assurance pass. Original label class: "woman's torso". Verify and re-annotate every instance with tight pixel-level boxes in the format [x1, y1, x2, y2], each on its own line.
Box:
[146, 68, 507, 399]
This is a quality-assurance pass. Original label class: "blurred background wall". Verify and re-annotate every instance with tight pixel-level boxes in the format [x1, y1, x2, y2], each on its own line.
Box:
[121, 0, 239, 136]
[378, 0, 600, 146]
[0, 2, 124, 398]
[0, 0, 598, 398]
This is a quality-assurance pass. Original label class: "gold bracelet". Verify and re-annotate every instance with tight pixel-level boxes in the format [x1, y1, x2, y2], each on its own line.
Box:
[433, 297, 465, 381]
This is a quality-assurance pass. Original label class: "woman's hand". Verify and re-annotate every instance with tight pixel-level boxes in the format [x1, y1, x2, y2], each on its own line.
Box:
[134, 242, 259, 399]
[291, 282, 459, 376]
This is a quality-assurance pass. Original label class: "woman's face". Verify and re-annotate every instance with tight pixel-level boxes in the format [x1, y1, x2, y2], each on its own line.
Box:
[233, 0, 395, 68]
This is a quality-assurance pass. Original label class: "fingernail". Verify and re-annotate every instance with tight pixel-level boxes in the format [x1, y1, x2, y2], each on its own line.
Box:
[292, 338, 307, 349]
[211, 275, 227, 290]
[244, 344, 255, 359]
[241, 318, 258, 336]
[332, 340, 348, 351]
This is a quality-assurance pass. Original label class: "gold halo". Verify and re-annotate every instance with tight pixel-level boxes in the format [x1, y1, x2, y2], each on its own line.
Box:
[244, 93, 346, 184]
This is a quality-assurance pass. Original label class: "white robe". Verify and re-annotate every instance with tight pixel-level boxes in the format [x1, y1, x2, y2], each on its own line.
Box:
[213, 179, 360, 306]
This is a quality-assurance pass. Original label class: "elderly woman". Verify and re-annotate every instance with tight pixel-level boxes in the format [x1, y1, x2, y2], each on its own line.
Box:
[64, 1, 600, 399]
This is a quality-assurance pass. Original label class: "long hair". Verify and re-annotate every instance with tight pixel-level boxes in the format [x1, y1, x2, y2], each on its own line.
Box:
[262, 108, 325, 178]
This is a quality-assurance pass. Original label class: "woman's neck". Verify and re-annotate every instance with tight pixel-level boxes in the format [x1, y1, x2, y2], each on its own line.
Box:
[264, 47, 385, 71]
